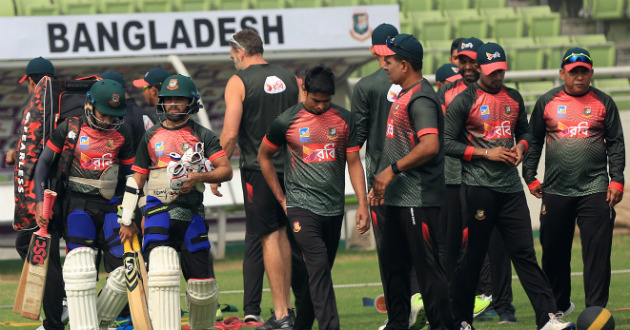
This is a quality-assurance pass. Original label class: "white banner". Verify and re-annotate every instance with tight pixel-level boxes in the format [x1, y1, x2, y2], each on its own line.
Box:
[0, 5, 399, 60]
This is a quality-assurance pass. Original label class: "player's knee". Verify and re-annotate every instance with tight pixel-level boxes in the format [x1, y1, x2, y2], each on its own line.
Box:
[66, 210, 96, 251]
[143, 196, 171, 250]
[185, 215, 210, 253]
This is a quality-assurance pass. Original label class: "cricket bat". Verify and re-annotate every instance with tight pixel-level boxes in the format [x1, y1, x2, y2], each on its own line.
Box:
[123, 234, 152, 330]
[15, 189, 57, 320]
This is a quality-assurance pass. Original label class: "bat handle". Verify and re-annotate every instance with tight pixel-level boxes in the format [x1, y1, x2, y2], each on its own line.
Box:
[42, 189, 58, 221]
[132, 235, 141, 251]
[37, 224, 48, 237]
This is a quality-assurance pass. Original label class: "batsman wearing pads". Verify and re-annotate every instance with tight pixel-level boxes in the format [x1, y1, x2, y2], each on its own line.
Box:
[121, 74, 232, 330]
[33, 79, 137, 330]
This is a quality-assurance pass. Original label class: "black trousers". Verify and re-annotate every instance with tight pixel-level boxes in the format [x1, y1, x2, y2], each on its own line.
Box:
[289, 208, 343, 330]
[452, 185, 557, 329]
[539, 192, 614, 309]
[16, 230, 65, 330]
[381, 206, 455, 330]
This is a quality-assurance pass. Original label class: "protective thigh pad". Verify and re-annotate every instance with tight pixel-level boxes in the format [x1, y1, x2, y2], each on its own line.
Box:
[143, 196, 170, 251]
[186, 278, 218, 330]
[104, 197, 123, 258]
[63, 247, 98, 330]
[185, 215, 211, 253]
[96, 266, 128, 327]
[148, 246, 181, 330]
[66, 209, 96, 251]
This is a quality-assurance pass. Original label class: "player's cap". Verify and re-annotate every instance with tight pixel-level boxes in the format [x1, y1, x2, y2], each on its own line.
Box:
[477, 43, 508, 75]
[457, 37, 484, 60]
[158, 74, 199, 99]
[19, 57, 55, 84]
[372, 23, 399, 56]
[101, 71, 126, 88]
[88, 79, 127, 117]
[562, 47, 592, 71]
[435, 64, 462, 83]
[133, 67, 170, 89]
[381, 34, 423, 61]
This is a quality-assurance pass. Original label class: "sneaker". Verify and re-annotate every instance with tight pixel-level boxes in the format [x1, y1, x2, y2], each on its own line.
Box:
[473, 294, 492, 318]
[61, 297, 69, 325]
[216, 308, 224, 322]
[244, 315, 264, 323]
[35, 326, 44, 330]
[460, 321, 472, 330]
[378, 326, 386, 330]
[256, 311, 293, 330]
[540, 313, 576, 330]
[498, 311, 517, 324]
[560, 302, 575, 318]
[409, 293, 427, 330]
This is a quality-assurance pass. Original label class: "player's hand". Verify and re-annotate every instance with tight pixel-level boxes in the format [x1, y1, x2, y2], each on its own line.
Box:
[529, 185, 543, 199]
[509, 143, 526, 166]
[210, 183, 223, 197]
[280, 197, 287, 215]
[119, 223, 139, 244]
[607, 187, 623, 207]
[369, 167, 395, 207]
[35, 201, 47, 228]
[487, 147, 518, 166]
[355, 202, 370, 234]
[5, 149, 16, 166]
[180, 172, 201, 194]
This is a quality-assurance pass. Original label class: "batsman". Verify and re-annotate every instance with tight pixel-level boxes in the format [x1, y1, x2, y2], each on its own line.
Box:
[120, 74, 232, 330]
[33, 79, 136, 330]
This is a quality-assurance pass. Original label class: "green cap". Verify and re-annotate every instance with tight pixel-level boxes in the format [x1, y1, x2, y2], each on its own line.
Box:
[19, 57, 55, 84]
[477, 42, 508, 75]
[88, 79, 127, 117]
[158, 74, 199, 99]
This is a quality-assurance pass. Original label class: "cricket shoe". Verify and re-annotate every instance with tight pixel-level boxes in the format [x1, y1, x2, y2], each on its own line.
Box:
[409, 293, 427, 330]
[473, 294, 492, 318]
[560, 302, 575, 317]
[216, 308, 223, 322]
[244, 314, 264, 323]
[61, 297, 69, 325]
[256, 310, 293, 330]
[540, 313, 575, 330]
[498, 310, 517, 324]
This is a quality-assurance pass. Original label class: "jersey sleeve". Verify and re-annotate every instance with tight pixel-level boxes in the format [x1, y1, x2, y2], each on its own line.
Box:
[118, 126, 136, 166]
[132, 128, 152, 174]
[436, 83, 448, 112]
[409, 97, 440, 137]
[200, 128, 227, 163]
[45, 120, 69, 153]
[444, 91, 474, 160]
[510, 90, 533, 150]
[602, 93, 626, 187]
[344, 109, 360, 152]
[263, 112, 290, 150]
[522, 91, 552, 185]
[351, 79, 370, 148]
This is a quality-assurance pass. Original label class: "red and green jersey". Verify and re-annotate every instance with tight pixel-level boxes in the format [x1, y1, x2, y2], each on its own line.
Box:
[47, 116, 135, 196]
[133, 120, 226, 219]
[444, 83, 531, 193]
[523, 86, 625, 196]
[438, 79, 468, 185]
[383, 79, 445, 207]
[263, 103, 359, 216]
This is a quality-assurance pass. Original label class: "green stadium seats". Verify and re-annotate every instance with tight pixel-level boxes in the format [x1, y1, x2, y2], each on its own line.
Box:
[173, 0, 211, 11]
[19, 0, 60, 15]
[593, 78, 630, 110]
[411, 11, 451, 42]
[253, 0, 288, 8]
[591, 0, 624, 19]
[482, 7, 514, 16]
[360, 60, 380, 77]
[98, 0, 136, 13]
[436, 0, 468, 11]
[473, 0, 506, 10]
[0, 0, 16, 16]
[401, 0, 433, 13]
[367, 0, 398, 4]
[425, 39, 452, 63]
[446, 9, 488, 39]
[518, 81, 555, 113]
[501, 37, 545, 71]
[399, 12, 415, 34]
[485, 8, 523, 39]
[526, 12, 561, 38]
[137, 0, 173, 12]
[290, 0, 323, 7]
[571, 35, 616, 67]
[537, 36, 572, 69]
[516, 5, 552, 17]
[423, 52, 436, 75]
[571, 34, 607, 44]
[215, 0, 251, 9]
[504, 82, 517, 90]
[59, 0, 98, 15]
[327, 0, 361, 6]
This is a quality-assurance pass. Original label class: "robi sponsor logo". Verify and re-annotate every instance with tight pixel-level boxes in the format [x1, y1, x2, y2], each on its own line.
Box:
[387, 84, 402, 102]
[386, 117, 395, 138]
[557, 121, 589, 138]
[485, 51, 501, 60]
[483, 121, 512, 139]
[302, 143, 336, 163]
[264, 76, 286, 94]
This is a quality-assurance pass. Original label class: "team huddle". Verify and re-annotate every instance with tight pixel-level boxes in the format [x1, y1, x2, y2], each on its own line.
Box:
[10, 23, 624, 330]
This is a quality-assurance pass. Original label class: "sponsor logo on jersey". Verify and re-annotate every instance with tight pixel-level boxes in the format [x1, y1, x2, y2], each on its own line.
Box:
[264, 76, 287, 94]
[79, 136, 89, 149]
[483, 120, 512, 139]
[157, 158, 169, 168]
[155, 142, 164, 155]
[475, 209, 486, 220]
[302, 143, 336, 163]
[541, 203, 547, 215]
[557, 121, 589, 138]
[387, 84, 402, 102]
[349, 12, 371, 42]
[584, 107, 592, 117]
[394, 103, 400, 112]
[293, 221, 301, 232]
[166, 79, 178, 90]
[505, 105, 511, 115]
[327, 127, 337, 140]
[80, 151, 114, 170]
[386, 117, 394, 138]
[480, 105, 490, 119]
[557, 105, 566, 118]
[109, 94, 121, 107]
[299, 128, 310, 142]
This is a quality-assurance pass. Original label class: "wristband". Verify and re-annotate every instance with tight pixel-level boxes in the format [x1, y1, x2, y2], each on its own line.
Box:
[391, 162, 401, 175]
[484, 149, 488, 158]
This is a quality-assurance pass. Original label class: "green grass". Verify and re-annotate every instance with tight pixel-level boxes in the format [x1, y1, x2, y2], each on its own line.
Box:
[1, 234, 629, 330]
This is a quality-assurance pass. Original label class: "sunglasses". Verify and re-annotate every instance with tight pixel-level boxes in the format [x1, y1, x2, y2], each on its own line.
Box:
[386, 36, 414, 55]
[562, 53, 592, 66]
[229, 36, 245, 50]
[143, 84, 157, 91]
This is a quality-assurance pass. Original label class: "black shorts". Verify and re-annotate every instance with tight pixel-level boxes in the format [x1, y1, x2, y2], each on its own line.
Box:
[241, 168, 288, 236]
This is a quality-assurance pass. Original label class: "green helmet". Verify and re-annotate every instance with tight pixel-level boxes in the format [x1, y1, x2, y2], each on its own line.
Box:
[88, 79, 126, 117]
[158, 74, 199, 99]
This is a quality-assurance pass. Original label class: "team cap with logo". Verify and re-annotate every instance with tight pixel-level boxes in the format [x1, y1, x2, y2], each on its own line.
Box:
[159, 74, 199, 99]
[133, 67, 170, 88]
[435, 64, 462, 83]
[101, 71, 126, 88]
[89, 79, 127, 117]
[457, 37, 484, 60]
[372, 23, 399, 56]
[19, 57, 55, 84]
[380, 33, 423, 61]
[477, 43, 508, 75]
[561, 47, 593, 71]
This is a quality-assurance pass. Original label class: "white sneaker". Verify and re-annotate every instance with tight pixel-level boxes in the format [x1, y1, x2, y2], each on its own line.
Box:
[409, 293, 427, 330]
[244, 314, 264, 323]
[540, 313, 576, 330]
[560, 302, 575, 317]
[61, 297, 69, 325]
[460, 321, 472, 330]
[35, 326, 45, 330]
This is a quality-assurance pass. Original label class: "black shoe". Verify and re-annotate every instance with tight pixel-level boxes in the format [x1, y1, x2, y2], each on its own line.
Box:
[256, 311, 293, 330]
[498, 311, 517, 324]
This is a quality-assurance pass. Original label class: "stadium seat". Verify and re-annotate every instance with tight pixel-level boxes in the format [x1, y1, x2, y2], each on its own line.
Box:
[137, 0, 173, 12]
[526, 12, 561, 38]
[473, 0, 506, 10]
[401, 0, 433, 13]
[485, 8, 523, 39]
[0, 0, 16, 16]
[537, 36, 572, 69]
[58, 0, 98, 15]
[252, 0, 287, 8]
[501, 37, 545, 71]
[516, 5, 552, 17]
[504, 82, 517, 90]
[594, 78, 630, 110]
[290, 0, 323, 7]
[571, 34, 607, 44]
[327, 0, 361, 6]
[411, 11, 451, 42]
[590, 0, 624, 19]
[215, 0, 251, 9]
[20, 0, 60, 15]
[399, 12, 415, 34]
[518, 81, 555, 113]
[425, 39, 452, 64]
[446, 9, 488, 39]
[571, 35, 616, 67]
[436, 0, 468, 11]
[360, 60, 380, 77]
[174, 0, 211, 11]
[98, 0, 136, 13]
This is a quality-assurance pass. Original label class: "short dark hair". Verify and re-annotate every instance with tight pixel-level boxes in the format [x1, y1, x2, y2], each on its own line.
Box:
[231, 29, 264, 56]
[28, 74, 50, 84]
[392, 54, 423, 72]
[451, 38, 465, 53]
[304, 64, 335, 95]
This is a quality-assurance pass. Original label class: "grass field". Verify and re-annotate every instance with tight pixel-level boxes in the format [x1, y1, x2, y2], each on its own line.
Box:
[1, 234, 629, 330]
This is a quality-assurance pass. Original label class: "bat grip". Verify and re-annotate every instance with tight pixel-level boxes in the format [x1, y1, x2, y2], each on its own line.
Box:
[36, 225, 48, 237]
[42, 189, 57, 222]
